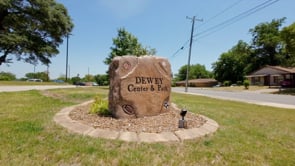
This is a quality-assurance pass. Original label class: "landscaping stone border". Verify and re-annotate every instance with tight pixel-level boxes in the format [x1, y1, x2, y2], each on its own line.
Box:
[54, 100, 219, 143]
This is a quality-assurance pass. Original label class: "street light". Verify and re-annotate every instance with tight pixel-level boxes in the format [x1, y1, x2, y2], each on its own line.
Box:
[179, 108, 188, 128]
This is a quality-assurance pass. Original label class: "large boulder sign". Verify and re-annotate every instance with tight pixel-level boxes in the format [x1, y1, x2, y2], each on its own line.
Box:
[109, 55, 172, 119]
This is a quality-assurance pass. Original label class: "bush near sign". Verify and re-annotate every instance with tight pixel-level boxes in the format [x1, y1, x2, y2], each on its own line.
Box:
[108, 55, 172, 119]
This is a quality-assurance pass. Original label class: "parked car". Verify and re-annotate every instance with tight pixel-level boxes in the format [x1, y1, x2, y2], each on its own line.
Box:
[52, 79, 64, 83]
[280, 80, 292, 87]
[75, 82, 86, 86]
[27, 78, 43, 82]
[92, 82, 98, 86]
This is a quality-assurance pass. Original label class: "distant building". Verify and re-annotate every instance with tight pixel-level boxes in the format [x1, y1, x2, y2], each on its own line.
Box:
[245, 66, 295, 88]
[175, 78, 218, 87]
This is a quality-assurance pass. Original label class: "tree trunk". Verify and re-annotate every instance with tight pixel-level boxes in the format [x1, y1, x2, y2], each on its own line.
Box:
[0, 9, 8, 31]
[0, 51, 9, 66]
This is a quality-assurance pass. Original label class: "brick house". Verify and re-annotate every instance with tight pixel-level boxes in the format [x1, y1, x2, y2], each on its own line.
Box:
[245, 66, 295, 87]
[175, 78, 218, 87]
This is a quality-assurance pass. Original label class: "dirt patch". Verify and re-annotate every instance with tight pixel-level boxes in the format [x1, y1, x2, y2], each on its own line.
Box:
[69, 103, 207, 133]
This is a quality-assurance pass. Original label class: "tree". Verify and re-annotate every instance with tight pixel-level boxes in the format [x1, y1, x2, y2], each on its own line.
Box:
[175, 64, 212, 81]
[94, 74, 109, 86]
[104, 28, 156, 65]
[280, 22, 295, 66]
[0, 71, 16, 81]
[25, 71, 49, 81]
[70, 76, 80, 85]
[212, 40, 251, 83]
[0, 0, 73, 66]
[83, 74, 95, 82]
[249, 18, 286, 69]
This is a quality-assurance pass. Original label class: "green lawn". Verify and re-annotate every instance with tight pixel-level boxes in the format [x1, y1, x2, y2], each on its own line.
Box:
[0, 87, 294, 165]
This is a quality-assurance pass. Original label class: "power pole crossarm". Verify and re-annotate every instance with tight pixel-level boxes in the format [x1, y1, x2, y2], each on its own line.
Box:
[185, 16, 203, 92]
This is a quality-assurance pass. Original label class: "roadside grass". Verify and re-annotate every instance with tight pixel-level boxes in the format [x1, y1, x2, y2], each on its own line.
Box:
[0, 88, 294, 165]
[41, 87, 109, 103]
[273, 88, 295, 96]
[0, 81, 69, 86]
[211, 85, 275, 92]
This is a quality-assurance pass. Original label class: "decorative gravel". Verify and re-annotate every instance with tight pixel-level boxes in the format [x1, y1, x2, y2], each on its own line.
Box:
[69, 103, 207, 133]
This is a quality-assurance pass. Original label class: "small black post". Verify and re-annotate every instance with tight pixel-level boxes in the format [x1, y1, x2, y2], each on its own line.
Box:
[179, 109, 188, 128]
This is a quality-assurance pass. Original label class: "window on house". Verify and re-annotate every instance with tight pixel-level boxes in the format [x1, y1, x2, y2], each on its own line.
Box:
[273, 76, 279, 84]
[286, 74, 291, 79]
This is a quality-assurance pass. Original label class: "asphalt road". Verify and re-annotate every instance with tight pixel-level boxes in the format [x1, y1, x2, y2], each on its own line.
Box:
[172, 87, 295, 109]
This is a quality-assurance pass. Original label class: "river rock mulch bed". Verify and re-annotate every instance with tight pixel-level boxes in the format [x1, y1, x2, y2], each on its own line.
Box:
[69, 103, 207, 133]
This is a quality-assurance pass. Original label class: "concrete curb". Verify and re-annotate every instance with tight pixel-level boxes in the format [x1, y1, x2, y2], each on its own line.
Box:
[54, 101, 219, 143]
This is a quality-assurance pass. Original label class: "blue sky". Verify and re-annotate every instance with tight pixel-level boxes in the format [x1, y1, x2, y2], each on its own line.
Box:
[1, 0, 295, 79]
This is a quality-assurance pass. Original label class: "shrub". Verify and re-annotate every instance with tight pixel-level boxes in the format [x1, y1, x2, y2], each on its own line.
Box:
[90, 96, 110, 116]
[223, 80, 231, 86]
[0, 72, 16, 81]
[243, 80, 250, 89]
[237, 81, 243, 86]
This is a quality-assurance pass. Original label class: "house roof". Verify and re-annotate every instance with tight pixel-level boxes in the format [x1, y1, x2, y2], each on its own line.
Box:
[247, 65, 295, 76]
[268, 66, 295, 73]
[176, 78, 217, 83]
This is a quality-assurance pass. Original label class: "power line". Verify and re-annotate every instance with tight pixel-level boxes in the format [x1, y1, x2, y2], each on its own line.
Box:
[170, 0, 279, 59]
[197, 0, 244, 30]
[194, 0, 279, 40]
[171, 40, 189, 58]
[170, 1, 244, 59]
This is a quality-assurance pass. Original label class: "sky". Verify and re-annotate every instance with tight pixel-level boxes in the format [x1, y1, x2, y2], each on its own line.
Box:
[1, 0, 295, 79]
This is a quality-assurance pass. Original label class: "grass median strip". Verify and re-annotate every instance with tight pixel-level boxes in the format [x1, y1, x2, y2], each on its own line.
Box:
[0, 87, 294, 165]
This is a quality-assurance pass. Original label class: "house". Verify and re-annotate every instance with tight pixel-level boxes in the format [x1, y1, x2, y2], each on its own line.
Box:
[175, 78, 218, 87]
[245, 66, 295, 87]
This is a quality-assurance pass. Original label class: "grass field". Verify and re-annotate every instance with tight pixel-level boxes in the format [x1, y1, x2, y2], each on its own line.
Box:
[0, 87, 294, 165]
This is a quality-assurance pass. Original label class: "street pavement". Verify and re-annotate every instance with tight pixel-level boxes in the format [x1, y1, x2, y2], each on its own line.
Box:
[172, 87, 295, 109]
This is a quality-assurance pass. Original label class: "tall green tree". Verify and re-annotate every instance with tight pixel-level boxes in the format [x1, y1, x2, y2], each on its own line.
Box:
[83, 74, 95, 82]
[175, 64, 212, 81]
[0, 71, 16, 81]
[104, 28, 156, 65]
[94, 74, 109, 86]
[0, 0, 73, 66]
[248, 18, 286, 70]
[280, 22, 295, 66]
[25, 71, 49, 81]
[212, 40, 251, 83]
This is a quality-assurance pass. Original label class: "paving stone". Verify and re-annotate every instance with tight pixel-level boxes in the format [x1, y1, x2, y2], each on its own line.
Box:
[201, 123, 218, 133]
[157, 132, 180, 142]
[118, 132, 138, 142]
[205, 119, 219, 127]
[59, 106, 75, 114]
[62, 121, 94, 134]
[138, 132, 179, 143]
[88, 129, 119, 140]
[53, 113, 73, 124]
[174, 128, 203, 141]
[194, 127, 211, 136]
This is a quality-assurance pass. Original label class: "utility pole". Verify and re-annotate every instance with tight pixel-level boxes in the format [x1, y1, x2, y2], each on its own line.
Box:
[185, 16, 203, 92]
[65, 34, 69, 82]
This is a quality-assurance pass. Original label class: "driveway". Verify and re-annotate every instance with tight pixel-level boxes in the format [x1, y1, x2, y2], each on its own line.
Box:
[172, 87, 295, 109]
